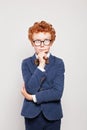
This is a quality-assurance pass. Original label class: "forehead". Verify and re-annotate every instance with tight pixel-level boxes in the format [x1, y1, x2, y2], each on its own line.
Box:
[32, 32, 51, 40]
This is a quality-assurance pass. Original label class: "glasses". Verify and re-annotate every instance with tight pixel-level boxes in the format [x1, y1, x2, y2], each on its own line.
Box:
[33, 39, 51, 46]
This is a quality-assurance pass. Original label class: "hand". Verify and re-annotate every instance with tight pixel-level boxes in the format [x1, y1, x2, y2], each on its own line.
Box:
[38, 51, 47, 68]
[21, 85, 33, 101]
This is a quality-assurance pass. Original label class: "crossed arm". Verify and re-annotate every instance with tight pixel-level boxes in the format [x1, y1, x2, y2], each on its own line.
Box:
[21, 60, 65, 104]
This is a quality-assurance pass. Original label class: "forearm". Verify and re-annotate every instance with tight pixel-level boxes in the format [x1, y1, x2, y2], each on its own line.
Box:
[35, 74, 65, 104]
[24, 68, 46, 94]
[22, 60, 46, 94]
[35, 88, 63, 104]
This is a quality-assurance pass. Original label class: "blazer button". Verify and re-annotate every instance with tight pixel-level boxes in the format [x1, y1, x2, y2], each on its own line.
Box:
[40, 77, 45, 82]
[39, 88, 43, 91]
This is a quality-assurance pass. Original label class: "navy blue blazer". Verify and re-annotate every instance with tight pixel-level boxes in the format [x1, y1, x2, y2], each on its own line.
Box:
[21, 54, 65, 121]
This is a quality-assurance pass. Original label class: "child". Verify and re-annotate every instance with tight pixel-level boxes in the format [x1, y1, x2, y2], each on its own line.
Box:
[21, 20, 65, 130]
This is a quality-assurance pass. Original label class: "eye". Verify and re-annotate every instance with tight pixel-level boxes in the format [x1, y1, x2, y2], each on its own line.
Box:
[44, 39, 51, 45]
[33, 40, 41, 46]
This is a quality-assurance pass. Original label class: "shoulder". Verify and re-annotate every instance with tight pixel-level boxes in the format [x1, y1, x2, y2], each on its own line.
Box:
[22, 57, 31, 63]
[21, 55, 34, 68]
[21, 57, 30, 67]
[51, 54, 64, 65]
[51, 54, 65, 72]
[22, 54, 35, 63]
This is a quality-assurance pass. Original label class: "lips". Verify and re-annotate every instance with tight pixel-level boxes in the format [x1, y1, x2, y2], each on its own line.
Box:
[39, 49, 48, 52]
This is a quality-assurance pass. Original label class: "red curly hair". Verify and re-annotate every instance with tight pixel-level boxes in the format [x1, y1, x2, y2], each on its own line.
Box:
[28, 21, 56, 43]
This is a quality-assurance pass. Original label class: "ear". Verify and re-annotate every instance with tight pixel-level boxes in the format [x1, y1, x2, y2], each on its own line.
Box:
[50, 41, 54, 46]
[31, 41, 34, 46]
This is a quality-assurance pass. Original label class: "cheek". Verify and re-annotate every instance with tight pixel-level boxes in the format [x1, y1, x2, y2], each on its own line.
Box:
[45, 46, 51, 50]
[34, 47, 39, 52]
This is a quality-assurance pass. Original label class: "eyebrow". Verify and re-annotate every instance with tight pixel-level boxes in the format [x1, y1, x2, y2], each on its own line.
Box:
[33, 39, 50, 41]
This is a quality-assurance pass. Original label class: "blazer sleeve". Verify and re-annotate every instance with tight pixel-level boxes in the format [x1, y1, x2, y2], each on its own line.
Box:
[35, 59, 65, 104]
[22, 59, 47, 94]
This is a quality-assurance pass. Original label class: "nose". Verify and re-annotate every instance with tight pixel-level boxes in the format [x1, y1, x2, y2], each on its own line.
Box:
[40, 41, 44, 47]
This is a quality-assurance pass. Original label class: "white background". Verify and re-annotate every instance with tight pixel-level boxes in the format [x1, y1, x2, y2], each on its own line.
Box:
[0, 0, 87, 130]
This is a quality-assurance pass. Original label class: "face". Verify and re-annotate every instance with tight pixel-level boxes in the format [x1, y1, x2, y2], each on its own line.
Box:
[32, 32, 52, 54]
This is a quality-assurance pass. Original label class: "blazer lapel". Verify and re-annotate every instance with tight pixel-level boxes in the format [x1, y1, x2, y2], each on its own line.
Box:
[27, 54, 37, 74]
[45, 54, 55, 71]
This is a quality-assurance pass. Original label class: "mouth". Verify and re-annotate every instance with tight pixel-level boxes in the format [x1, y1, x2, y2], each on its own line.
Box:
[39, 49, 48, 53]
